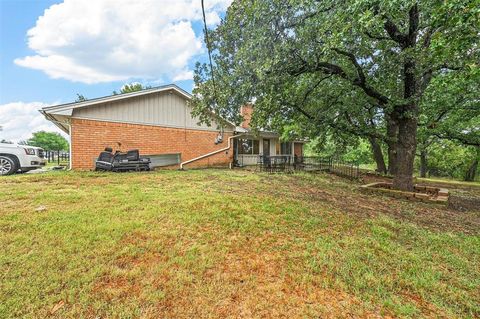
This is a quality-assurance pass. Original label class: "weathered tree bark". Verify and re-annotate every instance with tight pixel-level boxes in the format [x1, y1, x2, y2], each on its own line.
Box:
[368, 137, 387, 174]
[464, 147, 479, 181]
[391, 4, 419, 191]
[393, 114, 418, 191]
[419, 149, 427, 178]
[464, 160, 478, 181]
[386, 116, 398, 175]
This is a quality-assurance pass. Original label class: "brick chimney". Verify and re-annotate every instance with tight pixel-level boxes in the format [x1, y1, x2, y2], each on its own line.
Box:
[240, 103, 253, 129]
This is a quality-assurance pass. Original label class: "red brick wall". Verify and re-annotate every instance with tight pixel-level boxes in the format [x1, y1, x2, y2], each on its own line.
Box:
[71, 118, 233, 170]
[240, 104, 253, 129]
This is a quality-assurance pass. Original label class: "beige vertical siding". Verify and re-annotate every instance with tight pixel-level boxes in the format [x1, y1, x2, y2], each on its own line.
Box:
[72, 90, 230, 131]
[270, 139, 277, 155]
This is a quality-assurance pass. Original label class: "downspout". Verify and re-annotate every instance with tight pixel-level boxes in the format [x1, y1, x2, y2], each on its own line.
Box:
[67, 121, 72, 170]
[180, 133, 245, 170]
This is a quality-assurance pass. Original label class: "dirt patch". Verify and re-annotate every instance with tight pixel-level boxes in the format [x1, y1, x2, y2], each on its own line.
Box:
[162, 247, 387, 318]
[222, 171, 479, 234]
[93, 275, 143, 301]
[448, 195, 480, 212]
[286, 174, 480, 235]
[91, 229, 391, 318]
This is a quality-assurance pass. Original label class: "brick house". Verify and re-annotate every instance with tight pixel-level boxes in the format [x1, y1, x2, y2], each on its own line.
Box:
[40, 84, 304, 170]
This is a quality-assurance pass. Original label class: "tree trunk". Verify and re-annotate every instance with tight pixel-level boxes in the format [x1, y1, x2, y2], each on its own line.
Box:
[464, 147, 479, 181]
[392, 116, 418, 191]
[419, 149, 427, 178]
[392, 3, 419, 191]
[368, 137, 387, 174]
[386, 117, 398, 175]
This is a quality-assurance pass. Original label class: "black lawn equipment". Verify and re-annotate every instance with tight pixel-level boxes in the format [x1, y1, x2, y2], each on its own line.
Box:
[95, 147, 151, 172]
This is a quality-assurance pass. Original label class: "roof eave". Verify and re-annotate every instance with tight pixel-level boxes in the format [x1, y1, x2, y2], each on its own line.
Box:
[39, 110, 69, 134]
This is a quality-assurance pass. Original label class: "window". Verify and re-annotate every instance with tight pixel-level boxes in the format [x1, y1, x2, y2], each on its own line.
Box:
[280, 142, 292, 155]
[238, 139, 259, 155]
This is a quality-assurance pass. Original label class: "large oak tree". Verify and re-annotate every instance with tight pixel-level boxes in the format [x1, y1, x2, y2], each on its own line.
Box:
[193, 0, 479, 190]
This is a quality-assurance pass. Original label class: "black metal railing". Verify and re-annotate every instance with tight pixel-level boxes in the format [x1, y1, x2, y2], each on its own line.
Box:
[293, 156, 331, 172]
[257, 155, 360, 179]
[258, 155, 294, 173]
[328, 159, 360, 179]
[45, 150, 70, 165]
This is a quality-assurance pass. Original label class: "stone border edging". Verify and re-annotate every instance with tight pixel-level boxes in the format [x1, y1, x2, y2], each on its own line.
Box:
[360, 182, 449, 204]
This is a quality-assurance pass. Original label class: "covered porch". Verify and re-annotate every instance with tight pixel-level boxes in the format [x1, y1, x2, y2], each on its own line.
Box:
[233, 133, 305, 166]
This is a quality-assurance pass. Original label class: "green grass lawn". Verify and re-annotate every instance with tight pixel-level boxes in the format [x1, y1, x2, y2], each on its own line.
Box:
[417, 176, 480, 188]
[1, 170, 479, 318]
[44, 160, 69, 169]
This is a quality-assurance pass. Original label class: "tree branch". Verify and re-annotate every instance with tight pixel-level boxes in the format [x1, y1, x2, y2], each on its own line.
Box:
[299, 75, 333, 106]
[276, 4, 336, 35]
[407, 3, 419, 46]
[432, 132, 480, 147]
[332, 48, 365, 84]
[365, 30, 392, 41]
[371, 4, 408, 46]
[331, 49, 390, 105]
[422, 26, 438, 48]
[383, 17, 407, 45]
[420, 63, 464, 95]
[279, 98, 315, 120]
[285, 48, 391, 106]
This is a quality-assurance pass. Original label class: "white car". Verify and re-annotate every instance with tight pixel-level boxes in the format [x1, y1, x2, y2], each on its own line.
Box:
[0, 143, 47, 175]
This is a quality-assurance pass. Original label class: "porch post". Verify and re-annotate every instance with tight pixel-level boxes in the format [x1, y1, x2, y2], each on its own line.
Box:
[291, 142, 294, 162]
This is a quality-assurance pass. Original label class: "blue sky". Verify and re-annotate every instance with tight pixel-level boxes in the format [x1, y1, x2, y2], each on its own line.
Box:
[0, 0, 229, 141]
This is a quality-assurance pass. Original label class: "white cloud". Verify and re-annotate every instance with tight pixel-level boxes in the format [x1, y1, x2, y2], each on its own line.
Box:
[0, 102, 66, 143]
[172, 69, 194, 81]
[14, 0, 231, 84]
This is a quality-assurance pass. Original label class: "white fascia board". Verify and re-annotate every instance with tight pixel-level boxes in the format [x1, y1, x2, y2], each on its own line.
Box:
[259, 132, 280, 138]
[235, 126, 249, 133]
[50, 109, 73, 116]
[234, 127, 280, 138]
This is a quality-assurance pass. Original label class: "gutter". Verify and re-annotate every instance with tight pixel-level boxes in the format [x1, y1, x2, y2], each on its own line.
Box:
[180, 133, 245, 170]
